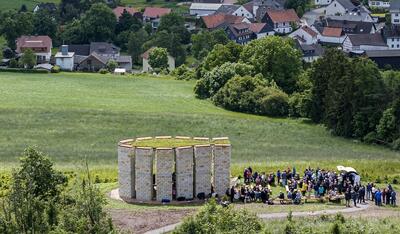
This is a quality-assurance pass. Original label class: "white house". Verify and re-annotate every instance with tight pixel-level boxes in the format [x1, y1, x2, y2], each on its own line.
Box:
[289, 26, 318, 45]
[342, 33, 388, 53]
[317, 26, 346, 44]
[232, 5, 254, 19]
[390, 0, 400, 24]
[141, 48, 175, 72]
[249, 23, 275, 39]
[326, 0, 372, 22]
[55, 45, 74, 71]
[315, 0, 332, 6]
[369, 0, 390, 8]
[264, 9, 300, 34]
[190, 3, 223, 16]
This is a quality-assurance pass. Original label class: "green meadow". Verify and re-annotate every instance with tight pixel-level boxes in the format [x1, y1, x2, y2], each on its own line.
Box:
[0, 72, 399, 182]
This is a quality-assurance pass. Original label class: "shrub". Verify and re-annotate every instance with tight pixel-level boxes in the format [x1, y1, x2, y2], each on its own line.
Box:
[258, 88, 289, 117]
[194, 79, 210, 99]
[392, 138, 400, 150]
[194, 62, 254, 99]
[99, 68, 108, 74]
[173, 199, 263, 234]
[213, 75, 267, 113]
[289, 90, 312, 118]
[9, 58, 18, 68]
[51, 65, 61, 73]
[106, 60, 118, 72]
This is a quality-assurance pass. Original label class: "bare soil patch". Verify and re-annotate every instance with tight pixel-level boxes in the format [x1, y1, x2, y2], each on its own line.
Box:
[108, 208, 195, 234]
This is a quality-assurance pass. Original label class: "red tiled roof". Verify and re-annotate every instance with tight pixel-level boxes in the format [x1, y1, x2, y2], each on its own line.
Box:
[266, 9, 300, 23]
[301, 25, 318, 37]
[16, 35, 52, 53]
[113, 6, 138, 19]
[249, 23, 266, 33]
[202, 13, 245, 29]
[143, 7, 171, 18]
[322, 27, 343, 37]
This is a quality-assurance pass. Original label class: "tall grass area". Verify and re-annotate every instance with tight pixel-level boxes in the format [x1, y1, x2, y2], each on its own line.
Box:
[0, 72, 399, 182]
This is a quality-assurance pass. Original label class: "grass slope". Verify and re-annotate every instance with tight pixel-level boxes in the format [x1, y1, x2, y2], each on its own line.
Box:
[0, 0, 59, 11]
[0, 72, 399, 180]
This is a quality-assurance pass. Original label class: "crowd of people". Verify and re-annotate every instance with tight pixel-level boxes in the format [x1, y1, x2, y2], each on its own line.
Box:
[224, 166, 396, 207]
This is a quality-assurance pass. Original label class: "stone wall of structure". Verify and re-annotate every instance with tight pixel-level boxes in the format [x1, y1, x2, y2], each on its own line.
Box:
[213, 144, 231, 196]
[135, 147, 154, 201]
[175, 146, 194, 199]
[194, 144, 212, 197]
[118, 137, 231, 202]
[118, 142, 135, 199]
[155, 148, 174, 201]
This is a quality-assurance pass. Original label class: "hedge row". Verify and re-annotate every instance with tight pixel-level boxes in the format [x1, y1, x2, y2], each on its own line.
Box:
[0, 68, 49, 73]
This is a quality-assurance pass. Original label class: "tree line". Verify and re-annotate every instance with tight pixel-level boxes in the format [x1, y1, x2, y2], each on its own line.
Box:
[189, 36, 400, 151]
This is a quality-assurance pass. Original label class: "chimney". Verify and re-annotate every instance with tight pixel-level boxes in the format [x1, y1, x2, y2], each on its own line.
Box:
[61, 45, 68, 56]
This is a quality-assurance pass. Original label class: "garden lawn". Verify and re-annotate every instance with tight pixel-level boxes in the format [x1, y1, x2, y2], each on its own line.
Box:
[0, 72, 400, 182]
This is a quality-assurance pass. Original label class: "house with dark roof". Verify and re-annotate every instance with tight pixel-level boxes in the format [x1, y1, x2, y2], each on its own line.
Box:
[201, 13, 250, 30]
[216, 4, 254, 20]
[33, 3, 57, 13]
[66, 42, 132, 72]
[295, 41, 325, 62]
[342, 33, 388, 53]
[263, 9, 300, 34]
[225, 23, 254, 44]
[383, 25, 400, 49]
[190, 3, 222, 16]
[193, 0, 224, 3]
[16, 35, 52, 64]
[249, 23, 275, 38]
[366, 49, 400, 69]
[325, 0, 372, 22]
[390, 0, 400, 24]
[289, 25, 318, 45]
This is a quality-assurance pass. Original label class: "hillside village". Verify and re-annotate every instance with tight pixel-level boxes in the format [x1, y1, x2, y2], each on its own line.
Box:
[2, 0, 400, 72]
[1, 1, 400, 233]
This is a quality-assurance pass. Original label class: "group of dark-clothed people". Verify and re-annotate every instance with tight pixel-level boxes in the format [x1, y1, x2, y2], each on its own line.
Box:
[225, 166, 397, 207]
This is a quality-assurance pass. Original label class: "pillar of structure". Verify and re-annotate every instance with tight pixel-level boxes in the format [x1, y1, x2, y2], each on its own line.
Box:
[135, 147, 154, 201]
[213, 144, 231, 196]
[194, 144, 212, 197]
[155, 148, 174, 201]
[175, 146, 194, 199]
[118, 141, 135, 199]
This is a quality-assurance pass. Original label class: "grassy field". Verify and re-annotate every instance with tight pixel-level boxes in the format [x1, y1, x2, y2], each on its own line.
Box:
[0, 72, 399, 182]
[0, 0, 59, 11]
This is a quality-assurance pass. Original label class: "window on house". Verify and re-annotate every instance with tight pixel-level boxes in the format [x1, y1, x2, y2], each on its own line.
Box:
[393, 38, 395, 42]
[334, 3, 336, 6]
[392, 44, 394, 48]
[396, 13, 399, 17]
[397, 44, 399, 48]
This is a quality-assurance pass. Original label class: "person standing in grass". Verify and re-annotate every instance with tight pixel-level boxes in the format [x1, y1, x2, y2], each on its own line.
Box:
[277, 170, 281, 185]
[367, 183, 372, 200]
[391, 190, 396, 206]
[351, 188, 358, 207]
[375, 189, 382, 206]
[345, 188, 351, 207]
[372, 184, 376, 202]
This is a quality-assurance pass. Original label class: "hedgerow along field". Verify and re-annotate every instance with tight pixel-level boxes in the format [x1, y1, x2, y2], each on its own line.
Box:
[1, 72, 400, 183]
[1, 0, 186, 11]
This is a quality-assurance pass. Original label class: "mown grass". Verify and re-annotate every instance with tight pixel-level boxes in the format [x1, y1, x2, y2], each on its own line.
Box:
[0, 72, 399, 183]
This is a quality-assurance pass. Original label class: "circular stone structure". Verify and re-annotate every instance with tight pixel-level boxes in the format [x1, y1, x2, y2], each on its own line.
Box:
[118, 136, 231, 203]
